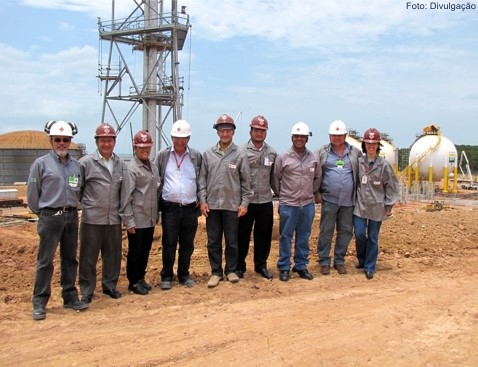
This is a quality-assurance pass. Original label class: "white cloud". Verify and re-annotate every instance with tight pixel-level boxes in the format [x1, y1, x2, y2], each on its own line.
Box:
[0, 43, 100, 131]
[1, 1, 476, 154]
[59, 21, 75, 31]
[19, 0, 158, 19]
[189, 0, 463, 51]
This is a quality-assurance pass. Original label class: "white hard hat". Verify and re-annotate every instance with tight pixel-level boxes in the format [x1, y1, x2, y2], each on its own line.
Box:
[328, 120, 347, 135]
[291, 122, 311, 136]
[170, 119, 191, 138]
[44, 120, 78, 137]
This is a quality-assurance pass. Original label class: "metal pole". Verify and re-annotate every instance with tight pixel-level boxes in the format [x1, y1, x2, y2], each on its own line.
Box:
[143, 0, 159, 157]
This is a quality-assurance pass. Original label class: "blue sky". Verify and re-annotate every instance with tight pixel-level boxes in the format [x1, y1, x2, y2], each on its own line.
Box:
[0, 0, 477, 155]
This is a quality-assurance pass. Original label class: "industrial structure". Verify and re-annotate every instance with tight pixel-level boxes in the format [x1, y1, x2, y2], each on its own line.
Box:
[379, 133, 399, 173]
[346, 124, 467, 200]
[97, 0, 190, 155]
[0, 131, 83, 184]
[458, 151, 478, 189]
[400, 124, 458, 196]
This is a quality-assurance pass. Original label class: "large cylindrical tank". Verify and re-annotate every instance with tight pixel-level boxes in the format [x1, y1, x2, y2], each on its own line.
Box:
[0, 130, 84, 184]
[408, 134, 457, 181]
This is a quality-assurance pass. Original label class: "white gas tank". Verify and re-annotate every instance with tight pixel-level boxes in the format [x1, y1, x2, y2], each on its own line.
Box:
[409, 134, 457, 181]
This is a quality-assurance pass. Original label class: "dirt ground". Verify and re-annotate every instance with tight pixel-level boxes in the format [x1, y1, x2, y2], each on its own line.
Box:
[0, 187, 477, 367]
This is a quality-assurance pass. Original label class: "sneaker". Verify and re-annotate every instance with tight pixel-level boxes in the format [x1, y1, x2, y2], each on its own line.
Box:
[333, 264, 347, 275]
[139, 279, 152, 291]
[63, 299, 88, 311]
[207, 275, 223, 288]
[160, 280, 173, 290]
[179, 278, 196, 287]
[32, 307, 46, 321]
[320, 265, 331, 275]
[226, 272, 240, 283]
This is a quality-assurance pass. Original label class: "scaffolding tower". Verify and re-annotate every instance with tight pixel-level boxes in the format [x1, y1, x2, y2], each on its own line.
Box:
[97, 0, 190, 155]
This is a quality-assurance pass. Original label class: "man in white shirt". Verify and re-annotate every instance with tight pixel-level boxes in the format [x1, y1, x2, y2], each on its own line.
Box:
[154, 120, 202, 289]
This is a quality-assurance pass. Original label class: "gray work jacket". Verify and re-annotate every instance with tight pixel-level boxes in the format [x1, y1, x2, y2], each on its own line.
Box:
[242, 139, 278, 203]
[79, 150, 125, 225]
[27, 151, 80, 214]
[119, 156, 160, 229]
[198, 142, 253, 211]
[354, 155, 399, 221]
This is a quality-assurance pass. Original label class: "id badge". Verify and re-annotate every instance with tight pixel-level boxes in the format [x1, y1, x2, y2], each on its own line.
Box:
[336, 159, 344, 169]
[175, 170, 181, 179]
[68, 175, 79, 188]
[362, 175, 368, 184]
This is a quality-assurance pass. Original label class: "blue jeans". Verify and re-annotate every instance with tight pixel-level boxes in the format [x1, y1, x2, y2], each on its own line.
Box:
[317, 201, 354, 266]
[33, 208, 80, 308]
[353, 215, 382, 273]
[206, 210, 239, 276]
[277, 203, 315, 271]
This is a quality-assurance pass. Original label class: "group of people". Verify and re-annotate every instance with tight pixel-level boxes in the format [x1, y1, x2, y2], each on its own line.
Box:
[27, 116, 399, 321]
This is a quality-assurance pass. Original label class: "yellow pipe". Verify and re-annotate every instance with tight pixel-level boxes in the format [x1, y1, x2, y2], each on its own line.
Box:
[452, 165, 458, 193]
[443, 166, 449, 193]
[428, 165, 433, 183]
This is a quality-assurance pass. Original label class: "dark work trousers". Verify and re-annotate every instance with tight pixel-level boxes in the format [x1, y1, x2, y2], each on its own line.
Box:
[160, 205, 198, 281]
[32, 208, 80, 308]
[126, 227, 154, 286]
[237, 201, 274, 273]
[206, 209, 239, 276]
[79, 223, 122, 296]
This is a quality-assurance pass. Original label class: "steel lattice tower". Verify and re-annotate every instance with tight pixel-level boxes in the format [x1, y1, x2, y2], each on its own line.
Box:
[97, 0, 190, 155]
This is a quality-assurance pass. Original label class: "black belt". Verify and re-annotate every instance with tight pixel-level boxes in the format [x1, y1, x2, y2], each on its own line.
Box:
[163, 201, 196, 208]
[44, 206, 77, 212]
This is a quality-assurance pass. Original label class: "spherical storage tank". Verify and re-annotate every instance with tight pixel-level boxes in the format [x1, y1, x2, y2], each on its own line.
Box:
[379, 138, 399, 170]
[408, 127, 457, 182]
[345, 128, 362, 150]
[345, 136, 362, 150]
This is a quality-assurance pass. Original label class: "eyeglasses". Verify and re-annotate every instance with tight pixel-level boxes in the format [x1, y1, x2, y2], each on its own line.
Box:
[53, 138, 71, 143]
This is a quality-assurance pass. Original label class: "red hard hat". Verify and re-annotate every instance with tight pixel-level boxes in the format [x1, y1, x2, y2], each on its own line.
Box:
[250, 115, 269, 130]
[363, 128, 381, 143]
[213, 114, 236, 130]
[95, 123, 116, 138]
[133, 130, 153, 147]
